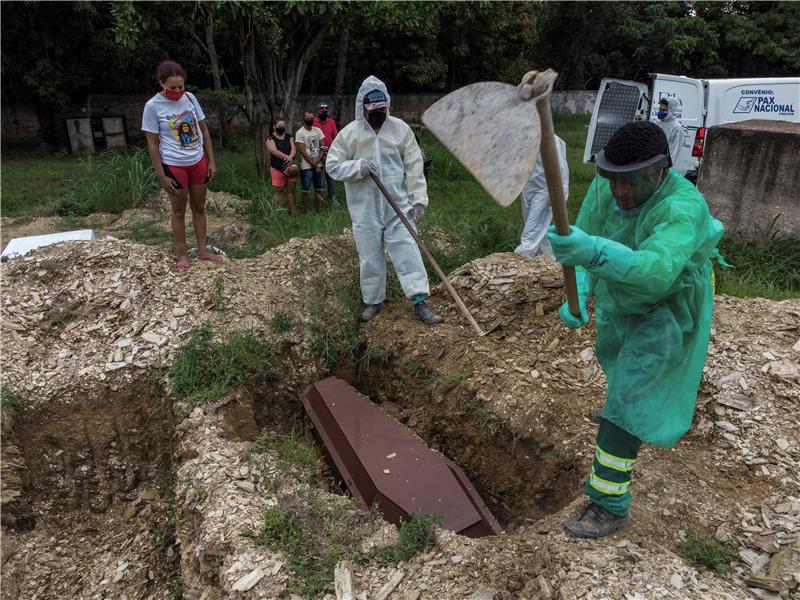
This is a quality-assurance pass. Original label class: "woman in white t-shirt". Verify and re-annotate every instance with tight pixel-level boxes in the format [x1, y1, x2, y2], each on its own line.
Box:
[142, 61, 223, 270]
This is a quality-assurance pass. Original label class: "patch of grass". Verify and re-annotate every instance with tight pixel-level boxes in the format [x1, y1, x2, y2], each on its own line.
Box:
[251, 431, 323, 484]
[126, 218, 172, 245]
[682, 531, 739, 575]
[440, 371, 471, 386]
[169, 323, 282, 404]
[471, 403, 507, 435]
[406, 360, 439, 383]
[1, 387, 28, 424]
[307, 275, 363, 368]
[364, 513, 442, 567]
[715, 227, 800, 300]
[270, 312, 298, 333]
[357, 344, 394, 377]
[246, 499, 361, 599]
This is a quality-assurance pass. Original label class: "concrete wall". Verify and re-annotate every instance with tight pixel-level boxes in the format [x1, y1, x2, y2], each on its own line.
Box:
[1, 90, 597, 146]
[697, 120, 800, 236]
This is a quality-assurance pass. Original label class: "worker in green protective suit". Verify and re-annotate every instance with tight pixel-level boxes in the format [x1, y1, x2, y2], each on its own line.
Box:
[546, 121, 724, 539]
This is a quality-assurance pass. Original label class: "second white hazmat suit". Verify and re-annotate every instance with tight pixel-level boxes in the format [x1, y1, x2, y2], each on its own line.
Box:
[656, 97, 685, 168]
[515, 135, 569, 259]
[326, 76, 430, 305]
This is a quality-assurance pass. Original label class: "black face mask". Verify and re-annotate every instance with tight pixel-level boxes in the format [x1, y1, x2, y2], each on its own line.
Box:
[318, 113, 328, 122]
[304, 118, 314, 126]
[367, 110, 387, 128]
[275, 127, 285, 135]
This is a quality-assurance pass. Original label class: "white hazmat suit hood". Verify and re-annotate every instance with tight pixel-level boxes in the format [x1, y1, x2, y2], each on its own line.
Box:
[656, 97, 685, 168]
[326, 75, 430, 306]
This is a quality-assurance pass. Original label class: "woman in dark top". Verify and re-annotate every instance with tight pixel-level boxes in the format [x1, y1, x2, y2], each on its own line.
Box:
[266, 118, 298, 214]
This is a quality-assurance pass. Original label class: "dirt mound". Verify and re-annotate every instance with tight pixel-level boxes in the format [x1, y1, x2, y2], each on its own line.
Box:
[2, 239, 798, 599]
[0, 190, 251, 254]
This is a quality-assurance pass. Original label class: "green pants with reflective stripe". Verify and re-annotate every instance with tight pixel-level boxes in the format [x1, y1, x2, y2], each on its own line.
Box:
[584, 418, 641, 517]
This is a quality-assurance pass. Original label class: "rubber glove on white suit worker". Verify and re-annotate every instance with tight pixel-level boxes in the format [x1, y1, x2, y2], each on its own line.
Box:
[655, 96, 685, 167]
[515, 135, 569, 259]
[326, 75, 442, 325]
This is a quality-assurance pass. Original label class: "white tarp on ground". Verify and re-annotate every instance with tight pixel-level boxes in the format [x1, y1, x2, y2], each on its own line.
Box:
[1, 230, 96, 260]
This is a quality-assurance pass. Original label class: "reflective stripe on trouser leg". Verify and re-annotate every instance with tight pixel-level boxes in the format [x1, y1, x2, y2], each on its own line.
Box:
[584, 418, 641, 517]
[384, 213, 429, 300]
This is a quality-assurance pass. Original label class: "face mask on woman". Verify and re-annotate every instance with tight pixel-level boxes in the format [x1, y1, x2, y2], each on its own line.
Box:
[165, 89, 185, 101]
[275, 127, 285, 135]
[656, 109, 668, 120]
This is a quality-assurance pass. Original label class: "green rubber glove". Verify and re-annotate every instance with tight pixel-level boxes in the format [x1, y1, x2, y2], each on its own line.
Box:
[559, 297, 589, 329]
[547, 225, 635, 282]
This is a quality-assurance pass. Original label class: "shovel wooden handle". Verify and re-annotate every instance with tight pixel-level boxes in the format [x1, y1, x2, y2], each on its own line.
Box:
[534, 97, 581, 318]
[369, 173, 488, 336]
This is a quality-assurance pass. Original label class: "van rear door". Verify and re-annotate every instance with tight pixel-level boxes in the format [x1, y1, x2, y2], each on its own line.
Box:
[583, 79, 648, 164]
[650, 74, 704, 175]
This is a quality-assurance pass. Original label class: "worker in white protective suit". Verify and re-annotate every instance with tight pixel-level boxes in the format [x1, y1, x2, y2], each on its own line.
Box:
[655, 97, 684, 168]
[326, 76, 443, 325]
[515, 135, 569, 259]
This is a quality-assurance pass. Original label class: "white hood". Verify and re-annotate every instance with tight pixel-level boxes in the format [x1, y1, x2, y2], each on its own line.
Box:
[355, 75, 391, 124]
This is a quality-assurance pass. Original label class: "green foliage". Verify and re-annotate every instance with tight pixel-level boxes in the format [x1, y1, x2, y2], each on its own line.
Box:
[251, 431, 323, 483]
[471, 403, 506, 435]
[406, 360, 439, 383]
[206, 276, 229, 311]
[56, 149, 160, 217]
[364, 513, 442, 566]
[682, 531, 739, 575]
[1, 387, 28, 424]
[307, 276, 363, 368]
[270, 312, 298, 333]
[715, 227, 800, 300]
[125, 218, 172, 245]
[170, 323, 282, 404]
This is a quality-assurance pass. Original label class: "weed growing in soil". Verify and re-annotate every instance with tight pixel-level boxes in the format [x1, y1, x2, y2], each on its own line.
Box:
[307, 274, 363, 367]
[126, 218, 172, 245]
[407, 360, 439, 383]
[682, 531, 739, 575]
[364, 513, 443, 567]
[1, 387, 28, 424]
[358, 344, 394, 378]
[205, 276, 229, 311]
[471, 403, 508, 435]
[251, 431, 323, 484]
[270, 312, 298, 333]
[170, 323, 282, 404]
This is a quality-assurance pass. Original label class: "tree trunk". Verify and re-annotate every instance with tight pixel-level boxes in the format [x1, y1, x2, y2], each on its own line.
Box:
[239, 16, 268, 173]
[203, 6, 228, 147]
[334, 25, 349, 122]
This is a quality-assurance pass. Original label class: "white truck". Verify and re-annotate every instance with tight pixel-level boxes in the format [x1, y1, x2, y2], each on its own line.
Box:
[583, 74, 800, 180]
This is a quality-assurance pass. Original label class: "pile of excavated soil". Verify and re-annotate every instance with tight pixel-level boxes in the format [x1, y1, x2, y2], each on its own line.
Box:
[0, 190, 251, 254]
[2, 238, 799, 599]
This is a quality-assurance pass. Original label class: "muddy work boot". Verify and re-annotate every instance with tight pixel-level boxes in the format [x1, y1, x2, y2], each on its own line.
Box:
[590, 407, 604, 424]
[360, 302, 384, 322]
[564, 503, 630, 539]
[413, 301, 443, 325]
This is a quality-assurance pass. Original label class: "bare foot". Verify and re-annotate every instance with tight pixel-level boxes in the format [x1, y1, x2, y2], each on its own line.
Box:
[198, 252, 225, 264]
[176, 255, 190, 271]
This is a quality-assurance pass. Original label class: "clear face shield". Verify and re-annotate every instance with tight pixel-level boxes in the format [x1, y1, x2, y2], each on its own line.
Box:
[595, 151, 670, 216]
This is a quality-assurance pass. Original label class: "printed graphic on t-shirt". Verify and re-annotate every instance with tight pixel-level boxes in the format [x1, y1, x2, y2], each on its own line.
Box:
[168, 111, 201, 149]
[305, 136, 320, 159]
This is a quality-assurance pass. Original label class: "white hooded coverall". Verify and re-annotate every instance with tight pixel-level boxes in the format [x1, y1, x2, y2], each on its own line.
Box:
[515, 135, 569, 259]
[326, 76, 430, 305]
[657, 97, 685, 168]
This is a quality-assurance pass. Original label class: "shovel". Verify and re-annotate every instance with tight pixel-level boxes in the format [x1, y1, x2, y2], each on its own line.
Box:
[421, 68, 581, 317]
[369, 172, 497, 337]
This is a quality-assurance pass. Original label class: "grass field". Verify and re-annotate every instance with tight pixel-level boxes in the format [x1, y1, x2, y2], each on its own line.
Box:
[2, 113, 798, 299]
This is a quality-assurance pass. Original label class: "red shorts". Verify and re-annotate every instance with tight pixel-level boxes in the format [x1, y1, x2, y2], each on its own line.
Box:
[163, 156, 209, 189]
[270, 166, 298, 187]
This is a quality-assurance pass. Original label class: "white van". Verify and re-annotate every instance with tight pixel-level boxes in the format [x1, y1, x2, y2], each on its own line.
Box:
[583, 74, 800, 180]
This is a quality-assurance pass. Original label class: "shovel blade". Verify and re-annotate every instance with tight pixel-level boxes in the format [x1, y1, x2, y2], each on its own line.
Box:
[422, 81, 541, 207]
